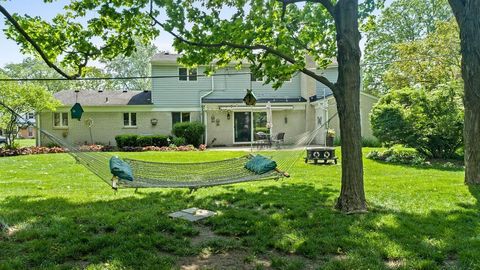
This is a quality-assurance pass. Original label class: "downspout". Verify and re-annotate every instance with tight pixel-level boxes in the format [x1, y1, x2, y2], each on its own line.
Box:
[200, 66, 215, 146]
[36, 113, 41, 146]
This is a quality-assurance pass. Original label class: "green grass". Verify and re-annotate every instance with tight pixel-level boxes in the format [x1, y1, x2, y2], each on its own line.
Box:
[14, 139, 36, 148]
[1, 148, 479, 269]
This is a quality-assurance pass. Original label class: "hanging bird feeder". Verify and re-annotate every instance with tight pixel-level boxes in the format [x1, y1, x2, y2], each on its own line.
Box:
[70, 103, 84, 121]
[243, 89, 257, 106]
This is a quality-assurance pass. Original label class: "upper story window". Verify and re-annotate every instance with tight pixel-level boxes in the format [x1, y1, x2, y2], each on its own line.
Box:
[123, 112, 137, 127]
[27, 112, 35, 120]
[53, 112, 68, 128]
[179, 68, 197, 81]
[172, 112, 190, 127]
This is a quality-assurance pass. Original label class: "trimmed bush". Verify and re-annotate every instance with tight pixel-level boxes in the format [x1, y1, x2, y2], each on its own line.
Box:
[115, 134, 138, 148]
[115, 134, 170, 148]
[172, 122, 205, 147]
[151, 135, 170, 147]
[172, 137, 186, 146]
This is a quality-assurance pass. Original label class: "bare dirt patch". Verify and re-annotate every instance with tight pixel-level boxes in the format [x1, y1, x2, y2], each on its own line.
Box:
[384, 259, 406, 269]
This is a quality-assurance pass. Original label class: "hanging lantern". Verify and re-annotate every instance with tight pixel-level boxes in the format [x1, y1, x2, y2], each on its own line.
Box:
[70, 103, 84, 121]
[243, 89, 257, 106]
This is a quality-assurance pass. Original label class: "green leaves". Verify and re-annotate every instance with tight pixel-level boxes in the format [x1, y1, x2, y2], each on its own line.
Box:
[363, 0, 453, 96]
[371, 84, 464, 159]
[3, 0, 157, 78]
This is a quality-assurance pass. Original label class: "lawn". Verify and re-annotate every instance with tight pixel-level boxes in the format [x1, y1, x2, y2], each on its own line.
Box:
[0, 148, 478, 269]
[5, 139, 36, 148]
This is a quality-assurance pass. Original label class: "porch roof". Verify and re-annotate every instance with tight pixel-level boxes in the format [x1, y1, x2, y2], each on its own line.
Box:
[202, 97, 307, 104]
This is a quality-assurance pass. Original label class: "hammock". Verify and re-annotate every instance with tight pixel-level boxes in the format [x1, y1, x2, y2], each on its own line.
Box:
[40, 125, 322, 190]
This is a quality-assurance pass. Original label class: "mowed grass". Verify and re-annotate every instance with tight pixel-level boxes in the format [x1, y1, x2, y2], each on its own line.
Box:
[16, 139, 36, 148]
[0, 148, 479, 269]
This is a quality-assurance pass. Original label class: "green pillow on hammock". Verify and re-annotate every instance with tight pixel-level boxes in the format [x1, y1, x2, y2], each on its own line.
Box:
[245, 155, 277, 174]
[109, 156, 134, 181]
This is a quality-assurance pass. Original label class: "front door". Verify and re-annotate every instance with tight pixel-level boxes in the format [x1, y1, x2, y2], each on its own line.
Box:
[234, 112, 252, 143]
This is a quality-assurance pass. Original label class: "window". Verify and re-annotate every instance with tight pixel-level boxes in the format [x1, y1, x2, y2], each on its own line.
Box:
[172, 112, 190, 127]
[123, 113, 137, 127]
[250, 73, 263, 82]
[27, 113, 35, 120]
[27, 127, 34, 137]
[179, 68, 197, 81]
[53, 112, 68, 128]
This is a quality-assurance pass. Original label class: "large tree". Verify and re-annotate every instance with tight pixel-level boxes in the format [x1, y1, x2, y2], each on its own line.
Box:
[1, 57, 114, 92]
[1, 0, 383, 212]
[383, 20, 460, 91]
[102, 41, 158, 91]
[449, 0, 480, 185]
[363, 0, 452, 96]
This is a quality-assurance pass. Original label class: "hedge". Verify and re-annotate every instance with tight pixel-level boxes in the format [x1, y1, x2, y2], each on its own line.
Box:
[172, 122, 205, 147]
[115, 134, 170, 148]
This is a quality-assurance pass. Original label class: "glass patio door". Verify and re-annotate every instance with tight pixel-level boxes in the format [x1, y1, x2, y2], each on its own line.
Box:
[234, 112, 252, 143]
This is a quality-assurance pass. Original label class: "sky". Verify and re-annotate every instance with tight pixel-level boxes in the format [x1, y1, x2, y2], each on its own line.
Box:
[0, 0, 393, 67]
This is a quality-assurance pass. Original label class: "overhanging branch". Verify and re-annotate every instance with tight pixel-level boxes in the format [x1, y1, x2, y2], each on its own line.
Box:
[0, 4, 77, 79]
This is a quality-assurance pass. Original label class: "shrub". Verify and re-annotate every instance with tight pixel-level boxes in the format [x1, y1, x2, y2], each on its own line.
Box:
[172, 121, 205, 147]
[115, 134, 170, 148]
[150, 135, 170, 147]
[370, 84, 463, 159]
[333, 137, 341, 146]
[115, 134, 138, 148]
[172, 137, 186, 146]
[136, 135, 153, 147]
[333, 137, 382, 147]
[46, 142, 60, 148]
[362, 137, 382, 147]
[254, 127, 270, 134]
[367, 148, 427, 166]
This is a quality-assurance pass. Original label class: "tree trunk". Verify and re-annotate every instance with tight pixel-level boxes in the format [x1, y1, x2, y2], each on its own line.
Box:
[332, 0, 367, 212]
[450, 0, 480, 184]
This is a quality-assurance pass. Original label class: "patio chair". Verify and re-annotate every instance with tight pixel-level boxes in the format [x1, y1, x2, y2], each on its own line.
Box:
[255, 132, 270, 149]
[272, 132, 285, 149]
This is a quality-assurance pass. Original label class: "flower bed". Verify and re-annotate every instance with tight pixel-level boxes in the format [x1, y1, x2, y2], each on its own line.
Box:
[0, 146, 65, 157]
[0, 144, 207, 157]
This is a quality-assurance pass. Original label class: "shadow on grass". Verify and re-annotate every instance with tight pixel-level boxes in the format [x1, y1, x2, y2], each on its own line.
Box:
[1, 183, 480, 269]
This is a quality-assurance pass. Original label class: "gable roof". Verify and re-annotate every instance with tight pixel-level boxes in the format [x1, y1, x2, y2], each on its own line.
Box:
[54, 90, 152, 106]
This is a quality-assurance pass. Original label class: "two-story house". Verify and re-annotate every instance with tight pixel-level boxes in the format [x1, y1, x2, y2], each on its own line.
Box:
[37, 53, 378, 147]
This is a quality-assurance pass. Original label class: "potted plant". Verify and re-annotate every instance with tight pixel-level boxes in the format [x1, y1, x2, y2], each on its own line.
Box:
[326, 129, 335, 147]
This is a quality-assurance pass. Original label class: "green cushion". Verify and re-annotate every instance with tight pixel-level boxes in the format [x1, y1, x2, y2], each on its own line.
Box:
[109, 156, 134, 181]
[244, 155, 277, 174]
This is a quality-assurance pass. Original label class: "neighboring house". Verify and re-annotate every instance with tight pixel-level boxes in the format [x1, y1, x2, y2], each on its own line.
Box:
[38, 53, 378, 147]
[17, 112, 37, 139]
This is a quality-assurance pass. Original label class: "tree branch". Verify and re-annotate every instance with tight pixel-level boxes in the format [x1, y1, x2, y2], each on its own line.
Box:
[149, 12, 336, 90]
[0, 4, 78, 79]
[283, 0, 334, 16]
